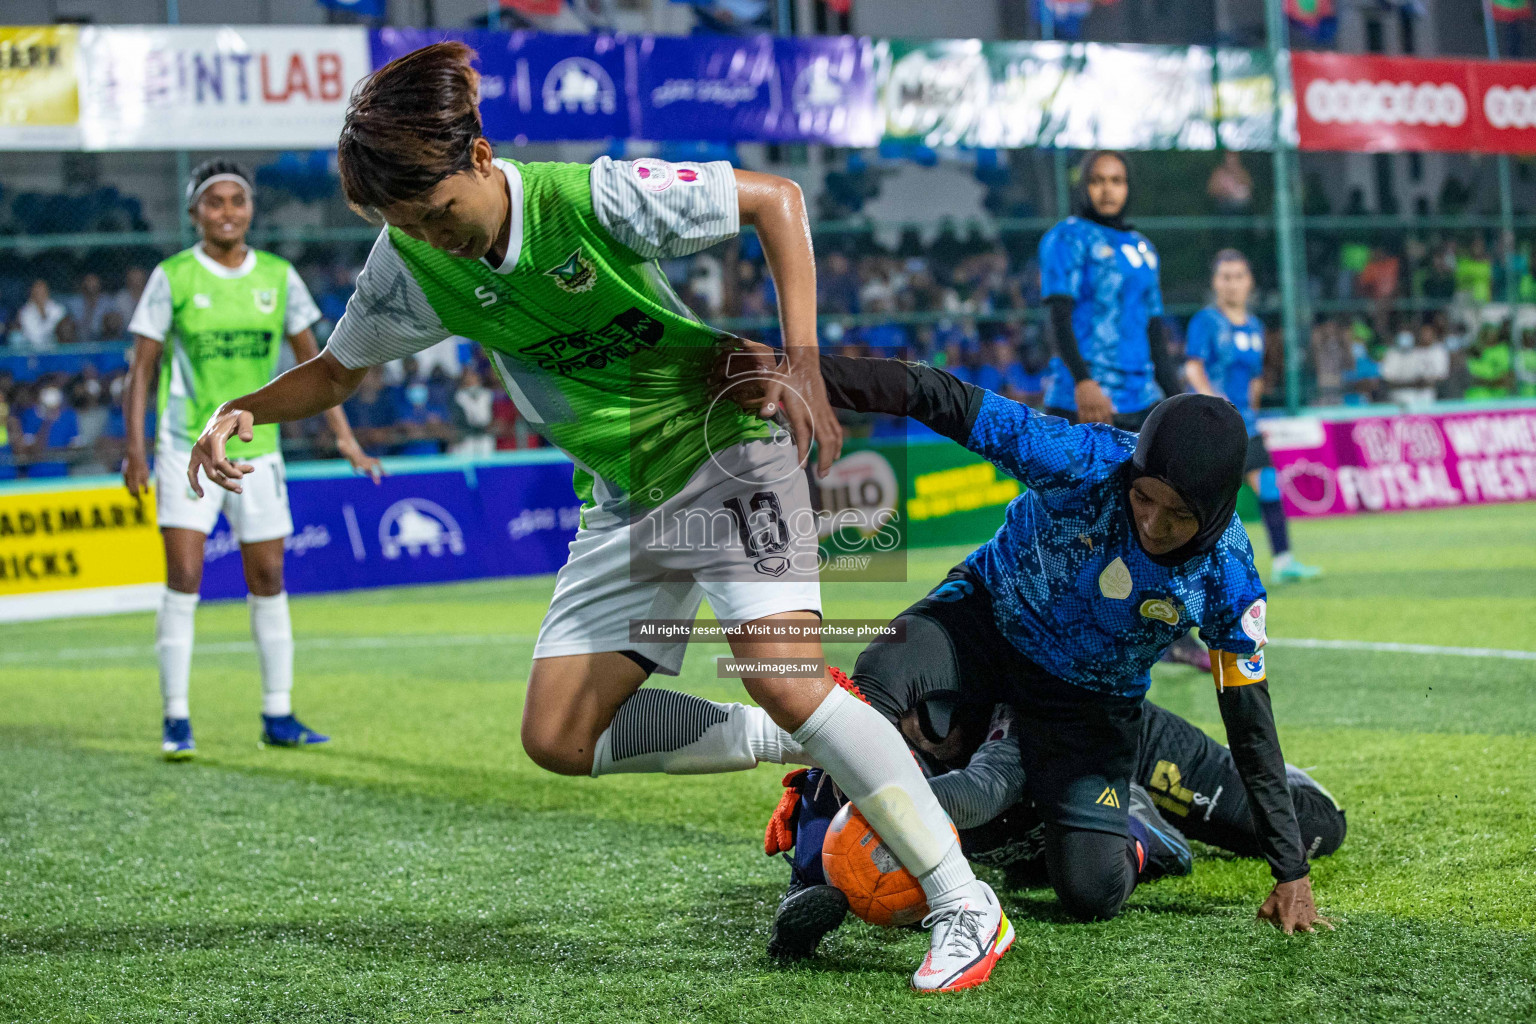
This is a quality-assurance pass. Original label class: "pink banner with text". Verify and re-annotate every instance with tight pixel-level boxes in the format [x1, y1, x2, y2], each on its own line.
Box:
[1259, 406, 1536, 517]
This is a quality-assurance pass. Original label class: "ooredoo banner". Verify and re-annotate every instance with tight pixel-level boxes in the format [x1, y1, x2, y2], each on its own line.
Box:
[1261, 406, 1536, 518]
[1293, 50, 1536, 154]
[75, 26, 372, 150]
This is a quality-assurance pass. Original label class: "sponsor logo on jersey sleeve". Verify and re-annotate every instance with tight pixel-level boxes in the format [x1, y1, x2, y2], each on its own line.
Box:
[1241, 598, 1267, 646]
[1238, 649, 1266, 681]
[633, 158, 675, 192]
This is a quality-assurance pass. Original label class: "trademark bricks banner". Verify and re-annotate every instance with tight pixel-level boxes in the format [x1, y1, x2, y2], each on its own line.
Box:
[0, 25, 82, 150]
[1294, 50, 1536, 155]
[74, 25, 372, 151]
[1260, 405, 1536, 518]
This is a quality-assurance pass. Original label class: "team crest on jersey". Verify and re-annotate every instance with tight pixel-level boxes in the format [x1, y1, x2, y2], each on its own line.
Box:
[545, 249, 596, 294]
[1139, 598, 1181, 625]
[1098, 557, 1133, 600]
[253, 288, 277, 315]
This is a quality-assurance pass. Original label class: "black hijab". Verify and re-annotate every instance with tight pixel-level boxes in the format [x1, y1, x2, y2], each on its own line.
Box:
[1127, 394, 1248, 568]
[1075, 150, 1132, 231]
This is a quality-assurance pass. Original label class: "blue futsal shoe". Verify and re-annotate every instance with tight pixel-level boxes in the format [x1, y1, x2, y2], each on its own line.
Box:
[260, 714, 330, 748]
[1128, 783, 1193, 880]
[162, 718, 195, 761]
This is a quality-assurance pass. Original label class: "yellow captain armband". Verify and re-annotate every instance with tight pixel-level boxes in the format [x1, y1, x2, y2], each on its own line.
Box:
[1211, 648, 1267, 691]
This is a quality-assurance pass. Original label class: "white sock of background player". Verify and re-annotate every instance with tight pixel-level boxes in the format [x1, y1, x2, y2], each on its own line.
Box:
[248, 592, 294, 717]
[590, 684, 977, 911]
[156, 588, 199, 721]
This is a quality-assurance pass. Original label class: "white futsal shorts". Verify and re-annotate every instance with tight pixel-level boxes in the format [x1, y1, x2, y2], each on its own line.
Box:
[533, 438, 823, 675]
[154, 445, 294, 544]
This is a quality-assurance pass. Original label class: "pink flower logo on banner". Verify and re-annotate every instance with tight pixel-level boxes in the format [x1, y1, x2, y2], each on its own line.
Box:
[1279, 459, 1338, 514]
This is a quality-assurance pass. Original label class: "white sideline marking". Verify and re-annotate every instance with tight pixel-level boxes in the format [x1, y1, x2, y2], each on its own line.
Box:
[0, 633, 537, 665]
[1264, 637, 1536, 662]
[3, 633, 1533, 665]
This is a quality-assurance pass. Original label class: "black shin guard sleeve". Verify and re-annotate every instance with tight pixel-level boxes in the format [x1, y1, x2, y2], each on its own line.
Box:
[1043, 824, 1139, 922]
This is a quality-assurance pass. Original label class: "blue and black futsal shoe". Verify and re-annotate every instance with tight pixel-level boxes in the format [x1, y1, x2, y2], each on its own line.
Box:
[767, 871, 849, 962]
[1128, 783, 1194, 881]
[161, 717, 195, 761]
[260, 714, 330, 748]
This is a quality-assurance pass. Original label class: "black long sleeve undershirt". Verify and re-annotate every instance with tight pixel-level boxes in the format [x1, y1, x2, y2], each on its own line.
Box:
[1217, 680, 1310, 883]
[1045, 295, 1092, 384]
[1147, 318, 1184, 399]
[819, 354, 983, 445]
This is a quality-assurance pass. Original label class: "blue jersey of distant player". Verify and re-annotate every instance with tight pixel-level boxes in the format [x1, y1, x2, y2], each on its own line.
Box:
[958, 390, 1267, 698]
[1185, 305, 1266, 436]
[1038, 217, 1166, 415]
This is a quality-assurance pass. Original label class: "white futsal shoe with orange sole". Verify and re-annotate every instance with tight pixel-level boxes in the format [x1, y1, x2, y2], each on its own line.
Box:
[911, 880, 1014, 993]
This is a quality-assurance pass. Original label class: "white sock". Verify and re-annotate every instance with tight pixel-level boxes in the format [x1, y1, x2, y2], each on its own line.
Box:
[248, 592, 294, 718]
[591, 689, 810, 776]
[156, 588, 199, 720]
[791, 685, 976, 911]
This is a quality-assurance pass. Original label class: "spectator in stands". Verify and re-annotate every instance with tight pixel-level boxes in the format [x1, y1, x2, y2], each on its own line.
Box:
[98, 310, 130, 343]
[1423, 239, 1457, 301]
[17, 377, 79, 472]
[12, 279, 68, 351]
[68, 366, 112, 473]
[451, 364, 496, 457]
[817, 251, 860, 315]
[114, 266, 149, 321]
[1310, 317, 1352, 407]
[1455, 237, 1494, 304]
[0, 381, 14, 476]
[396, 379, 452, 455]
[1464, 326, 1514, 401]
[1380, 320, 1449, 406]
[1206, 152, 1254, 213]
[1357, 247, 1401, 340]
[343, 366, 400, 456]
[66, 273, 120, 343]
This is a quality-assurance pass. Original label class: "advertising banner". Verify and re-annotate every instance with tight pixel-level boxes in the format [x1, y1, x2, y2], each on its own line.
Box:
[876, 39, 1278, 152]
[75, 25, 371, 150]
[0, 25, 81, 150]
[370, 29, 630, 142]
[1261, 406, 1536, 517]
[0, 484, 164, 621]
[633, 34, 879, 145]
[1293, 50, 1536, 154]
[199, 463, 583, 601]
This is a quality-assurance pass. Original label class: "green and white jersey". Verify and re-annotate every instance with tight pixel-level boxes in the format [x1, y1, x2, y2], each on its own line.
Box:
[129, 244, 320, 458]
[324, 157, 770, 520]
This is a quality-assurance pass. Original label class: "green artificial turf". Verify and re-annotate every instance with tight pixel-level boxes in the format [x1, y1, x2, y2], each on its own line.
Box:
[1, 503, 1533, 1022]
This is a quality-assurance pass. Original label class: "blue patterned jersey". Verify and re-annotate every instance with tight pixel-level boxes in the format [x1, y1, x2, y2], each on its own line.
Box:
[1185, 305, 1266, 436]
[959, 391, 1268, 698]
[1039, 217, 1165, 415]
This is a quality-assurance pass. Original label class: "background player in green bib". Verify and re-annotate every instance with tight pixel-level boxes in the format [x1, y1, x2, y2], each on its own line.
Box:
[187, 43, 1013, 992]
[122, 160, 381, 761]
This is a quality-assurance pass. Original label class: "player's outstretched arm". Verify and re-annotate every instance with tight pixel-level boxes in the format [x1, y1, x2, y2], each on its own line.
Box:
[287, 327, 383, 484]
[1212, 665, 1333, 935]
[189, 351, 366, 496]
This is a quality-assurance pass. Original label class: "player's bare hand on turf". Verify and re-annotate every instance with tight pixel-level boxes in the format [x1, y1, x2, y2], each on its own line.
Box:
[1075, 379, 1116, 424]
[189, 407, 257, 497]
[1257, 875, 1332, 935]
[336, 436, 384, 484]
[122, 452, 151, 499]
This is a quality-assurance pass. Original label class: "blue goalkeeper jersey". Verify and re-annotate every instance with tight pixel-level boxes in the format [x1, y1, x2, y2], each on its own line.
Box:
[1039, 217, 1166, 415]
[960, 391, 1268, 698]
[1185, 305, 1266, 437]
